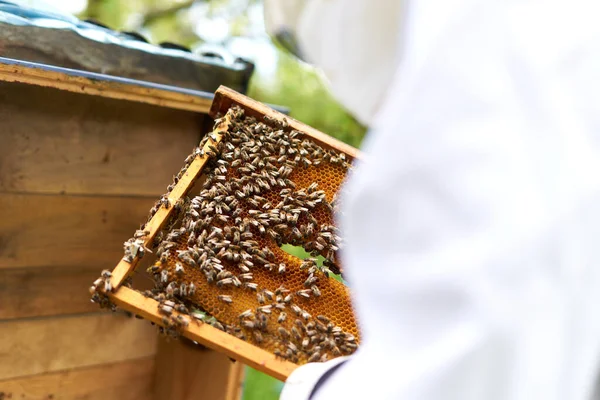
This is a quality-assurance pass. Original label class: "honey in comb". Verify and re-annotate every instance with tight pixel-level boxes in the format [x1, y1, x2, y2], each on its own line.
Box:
[150, 106, 359, 365]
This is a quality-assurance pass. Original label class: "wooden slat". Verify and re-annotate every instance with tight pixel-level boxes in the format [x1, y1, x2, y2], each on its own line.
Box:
[0, 81, 202, 197]
[108, 286, 297, 381]
[0, 357, 155, 400]
[0, 265, 153, 320]
[0, 313, 157, 381]
[210, 86, 361, 159]
[153, 338, 244, 400]
[0, 265, 100, 320]
[0, 57, 214, 113]
[224, 358, 246, 400]
[0, 193, 155, 269]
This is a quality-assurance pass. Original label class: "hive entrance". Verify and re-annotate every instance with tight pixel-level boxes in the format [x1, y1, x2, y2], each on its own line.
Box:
[93, 88, 360, 379]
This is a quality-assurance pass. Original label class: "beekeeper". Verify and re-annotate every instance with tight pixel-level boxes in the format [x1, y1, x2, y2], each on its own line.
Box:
[265, 0, 600, 399]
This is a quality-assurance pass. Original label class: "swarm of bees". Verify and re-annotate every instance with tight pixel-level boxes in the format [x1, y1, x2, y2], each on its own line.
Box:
[93, 105, 359, 365]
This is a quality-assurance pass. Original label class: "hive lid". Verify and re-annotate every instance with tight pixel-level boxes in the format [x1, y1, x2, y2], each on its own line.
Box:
[0, 0, 254, 93]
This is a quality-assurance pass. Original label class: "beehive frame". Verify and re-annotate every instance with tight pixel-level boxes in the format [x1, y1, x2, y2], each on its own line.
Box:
[104, 86, 360, 381]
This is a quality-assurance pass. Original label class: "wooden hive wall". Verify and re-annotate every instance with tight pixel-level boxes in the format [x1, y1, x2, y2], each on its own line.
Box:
[0, 81, 243, 400]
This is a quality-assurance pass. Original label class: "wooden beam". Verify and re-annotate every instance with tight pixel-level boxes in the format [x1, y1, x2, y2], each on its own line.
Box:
[0, 357, 155, 400]
[0, 265, 154, 320]
[108, 286, 297, 381]
[0, 81, 203, 197]
[0, 265, 101, 320]
[0, 193, 155, 269]
[153, 337, 245, 400]
[210, 86, 361, 159]
[0, 313, 157, 381]
[0, 57, 213, 113]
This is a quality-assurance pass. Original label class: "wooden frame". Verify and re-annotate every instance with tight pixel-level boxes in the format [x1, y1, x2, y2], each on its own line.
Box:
[104, 85, 361, 381]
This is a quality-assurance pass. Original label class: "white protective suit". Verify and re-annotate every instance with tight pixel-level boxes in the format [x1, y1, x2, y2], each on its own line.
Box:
[266, 0, 600, 399]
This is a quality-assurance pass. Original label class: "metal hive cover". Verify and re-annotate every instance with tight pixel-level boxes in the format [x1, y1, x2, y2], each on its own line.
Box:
[0, 0, 254, 93]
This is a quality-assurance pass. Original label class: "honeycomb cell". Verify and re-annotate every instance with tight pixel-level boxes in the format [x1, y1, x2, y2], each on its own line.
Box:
[150, 106, 359, 365]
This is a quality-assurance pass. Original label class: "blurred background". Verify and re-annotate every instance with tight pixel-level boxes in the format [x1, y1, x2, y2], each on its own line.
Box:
[38, 0, 366, 150]
[23, 0, 365, 399]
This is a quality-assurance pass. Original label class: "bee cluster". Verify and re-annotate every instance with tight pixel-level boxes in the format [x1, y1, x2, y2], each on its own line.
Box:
[89, 269, 117, 311]
[99, 106, 359, 365]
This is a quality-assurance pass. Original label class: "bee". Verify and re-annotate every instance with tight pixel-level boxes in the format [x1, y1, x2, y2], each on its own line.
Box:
[257, 305, 272, 314]
[291, 304, 302, 315]
[274, 303, 286, 311]
[217, 277, 233, 287]
[304, 275, 318, 287]
[188, 283, 196, 296]
[239, 309, 254, 319]
[308, 351, 321, 363]
[302, 311, 312, 320]
[263, 290, 274, 300]
[278, 263, 286, 274]
[316, 315, 330, 324]
[252, 330, 263, 343]
[218, 295, 233, 304]
[175, 304, 189, 314]
[242, 320, 255, 329]
[283, 294, 293, 304]
[175, 263, 185, 275]
[160, 270, 169, 283]
[163, 300, 175, 308]
[297, 289, 311, 299]
[287, 342, 298, 353]
[278, 327, 290, 340]
[277, 312, 287, 323]
[311, 285, 321, 297]
[256, 292, 265, 304]
[331, 345, 342, 356]
[291, 327, 302, 341]
[240, 273, 253, 281]
[175, 315, 190, 328]
[179, 283, 188, 296]
[159, 304, 173, 315]
[245, 282, 258, 291]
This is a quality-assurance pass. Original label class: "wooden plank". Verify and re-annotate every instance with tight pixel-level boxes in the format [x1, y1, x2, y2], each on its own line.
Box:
[0, 265, 100, 320]
[0, 357, 155, 400]
[0, 193, 155, 269]
[153, 338, 244, 400]
[108, 286, 297, 381]
[0, 81, 202, 197]
[0, 57, 214, 113]
[224, 359, 246, 400]
[0, 264, 154, 320]
[210, 86, 361, 159]
[110, 115, 231, 289]
[0, 313, 157, 381]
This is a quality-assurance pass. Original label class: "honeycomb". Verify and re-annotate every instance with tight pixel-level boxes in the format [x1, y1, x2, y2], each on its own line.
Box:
[148, 106, 359, 365]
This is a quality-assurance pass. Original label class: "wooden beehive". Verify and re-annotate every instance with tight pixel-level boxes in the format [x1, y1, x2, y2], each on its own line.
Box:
[0, 57, 248, 400]
[101, 86, 362, 382]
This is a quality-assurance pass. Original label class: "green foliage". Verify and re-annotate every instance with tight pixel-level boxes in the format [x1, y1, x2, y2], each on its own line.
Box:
[249, 44, 366, 149]
[242, 367, 284, 400]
